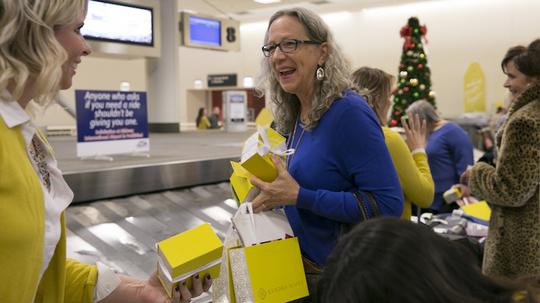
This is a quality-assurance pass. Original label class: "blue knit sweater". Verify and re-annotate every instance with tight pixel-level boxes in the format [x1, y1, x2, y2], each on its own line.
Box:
[285, 90, 403, 266]
[425, 122, 474, 211]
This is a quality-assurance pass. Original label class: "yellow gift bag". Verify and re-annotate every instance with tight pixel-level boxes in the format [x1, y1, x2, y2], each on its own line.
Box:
[219, 203, 308, 302]
[229, 237, 309, 302]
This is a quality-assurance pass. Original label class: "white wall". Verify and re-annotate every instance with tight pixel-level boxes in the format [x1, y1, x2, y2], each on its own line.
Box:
[41, 0, 540, 127]
[342, 0, 540, 117]
[236, 0, 540, 118]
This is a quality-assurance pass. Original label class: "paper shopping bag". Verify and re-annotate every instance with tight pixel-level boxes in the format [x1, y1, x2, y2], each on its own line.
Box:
[229, 237, 309, 302]
[212, 226, 242, 303]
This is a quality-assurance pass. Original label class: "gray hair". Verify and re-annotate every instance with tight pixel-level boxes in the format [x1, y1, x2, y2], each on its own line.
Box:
[256, 7, 353, 135]
[405, 99, 440, 133]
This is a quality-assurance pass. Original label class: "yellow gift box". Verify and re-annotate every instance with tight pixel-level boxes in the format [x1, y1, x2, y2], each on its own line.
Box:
[229, 237, 309, 302]
[229, 161, 259, 206]
[156, 223, 223, 297]
[255, 108, 274, 129]
[240, 126, 287, 183]
[461, 200, 491, 224]
[263, 127, 286, 148]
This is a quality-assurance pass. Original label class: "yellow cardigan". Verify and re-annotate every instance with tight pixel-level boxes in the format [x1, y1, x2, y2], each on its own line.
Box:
[0, 117, 97, 303]
[382, 127, 434, 219]
[197, 116, 211, 129]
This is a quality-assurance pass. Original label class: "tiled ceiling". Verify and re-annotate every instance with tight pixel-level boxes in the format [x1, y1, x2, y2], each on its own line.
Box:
[177, 0, 429, 22]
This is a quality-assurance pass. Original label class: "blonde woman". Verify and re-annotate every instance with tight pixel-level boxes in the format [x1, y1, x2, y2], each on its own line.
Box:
[0, 1, 209, 302]
[352, 67, 434, 219]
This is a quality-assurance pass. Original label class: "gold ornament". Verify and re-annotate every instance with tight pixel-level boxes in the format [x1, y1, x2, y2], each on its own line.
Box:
[428, 91, 436, 98]
[410, 78, 418, 86]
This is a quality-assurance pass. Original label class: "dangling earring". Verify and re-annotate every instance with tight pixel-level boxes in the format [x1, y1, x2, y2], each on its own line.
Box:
[316, 65, 325, 81]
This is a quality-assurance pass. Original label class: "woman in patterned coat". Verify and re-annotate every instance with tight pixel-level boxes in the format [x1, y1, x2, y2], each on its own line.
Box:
[463, 39, 540, 279]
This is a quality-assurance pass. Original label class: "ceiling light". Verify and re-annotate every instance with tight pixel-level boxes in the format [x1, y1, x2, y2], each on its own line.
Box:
[254, 0, 281, 4]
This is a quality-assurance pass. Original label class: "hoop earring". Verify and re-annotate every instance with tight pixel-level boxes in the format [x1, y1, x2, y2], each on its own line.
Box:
[316, 65, 325, 81]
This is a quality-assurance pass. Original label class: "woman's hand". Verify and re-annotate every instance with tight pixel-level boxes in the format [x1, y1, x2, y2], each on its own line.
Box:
[460, 166, 473, 186]
[139, 272, 212, 303]
[250, 155, 300, 213]
[103, 272, 212, 303]
[402, 113, 427, 151]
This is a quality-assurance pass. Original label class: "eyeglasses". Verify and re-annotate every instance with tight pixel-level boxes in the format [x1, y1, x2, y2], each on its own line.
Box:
[262, 39, 321, 57]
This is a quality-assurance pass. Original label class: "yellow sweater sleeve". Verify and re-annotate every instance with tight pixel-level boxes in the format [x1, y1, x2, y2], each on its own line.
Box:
[384, 128, 434, 208]
[64, 259, 98, 303]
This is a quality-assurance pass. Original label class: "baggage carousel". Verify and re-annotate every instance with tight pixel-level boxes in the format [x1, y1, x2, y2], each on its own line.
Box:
[48, 130, 251, 282]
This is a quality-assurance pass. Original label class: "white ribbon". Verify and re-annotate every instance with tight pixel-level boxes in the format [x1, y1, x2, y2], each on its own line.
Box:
[256, 125, 295, 157]
[158, 257, 221, 283]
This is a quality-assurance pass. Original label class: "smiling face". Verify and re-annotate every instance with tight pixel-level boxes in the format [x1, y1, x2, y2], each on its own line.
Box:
[503, 60, 532, 101]
[54, 13, 91, 90]
[266, 15, 327, 103]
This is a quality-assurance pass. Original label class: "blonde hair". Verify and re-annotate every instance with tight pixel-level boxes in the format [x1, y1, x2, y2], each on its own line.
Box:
[0, 0, 88, 106]
[256, 7, 353, 135]
[351, 67, 394, 126]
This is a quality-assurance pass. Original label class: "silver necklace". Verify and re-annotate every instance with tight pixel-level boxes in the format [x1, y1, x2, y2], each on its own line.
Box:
[286, 116, 306, 169]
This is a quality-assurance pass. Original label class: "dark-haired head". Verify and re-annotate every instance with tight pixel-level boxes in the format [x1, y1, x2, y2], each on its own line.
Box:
[501, 45, 527, 73]
[512, 39, 540, 78]
[501, 39, 540, 101]
[196, 107, 206, 126]
[317, 217, 536, 303]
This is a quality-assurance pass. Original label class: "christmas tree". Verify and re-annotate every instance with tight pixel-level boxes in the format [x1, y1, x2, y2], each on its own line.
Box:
[390, 17, 436, 127]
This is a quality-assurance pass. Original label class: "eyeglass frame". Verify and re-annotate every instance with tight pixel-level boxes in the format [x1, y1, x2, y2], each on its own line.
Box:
[262, 39, 322, 57]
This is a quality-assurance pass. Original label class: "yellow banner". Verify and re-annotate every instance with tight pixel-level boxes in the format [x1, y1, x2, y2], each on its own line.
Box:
[464, 62, 486, 112]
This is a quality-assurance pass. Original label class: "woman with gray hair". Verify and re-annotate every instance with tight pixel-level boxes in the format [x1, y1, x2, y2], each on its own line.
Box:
[406, 100, 473, 213]
[249, 7, 403, 297]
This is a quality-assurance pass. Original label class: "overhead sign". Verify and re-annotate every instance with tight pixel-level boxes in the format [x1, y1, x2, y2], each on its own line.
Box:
[75, 89, 149, 157]
[208, 73, 237, 87]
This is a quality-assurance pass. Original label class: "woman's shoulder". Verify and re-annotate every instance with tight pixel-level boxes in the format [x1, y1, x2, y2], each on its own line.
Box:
[382, 127, 403, 142]
[382, 127, 408, 153]
[320, 91, 380, 134]
[329, 90, 371, 115]
[437, 122, 468, 136]
[511, 97, 540, 120]
[505, 100, 540, 136]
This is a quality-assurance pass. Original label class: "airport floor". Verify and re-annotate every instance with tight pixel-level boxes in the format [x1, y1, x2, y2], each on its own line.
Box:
[65, 182, 236, 279]
[65, 182, 236, 303]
